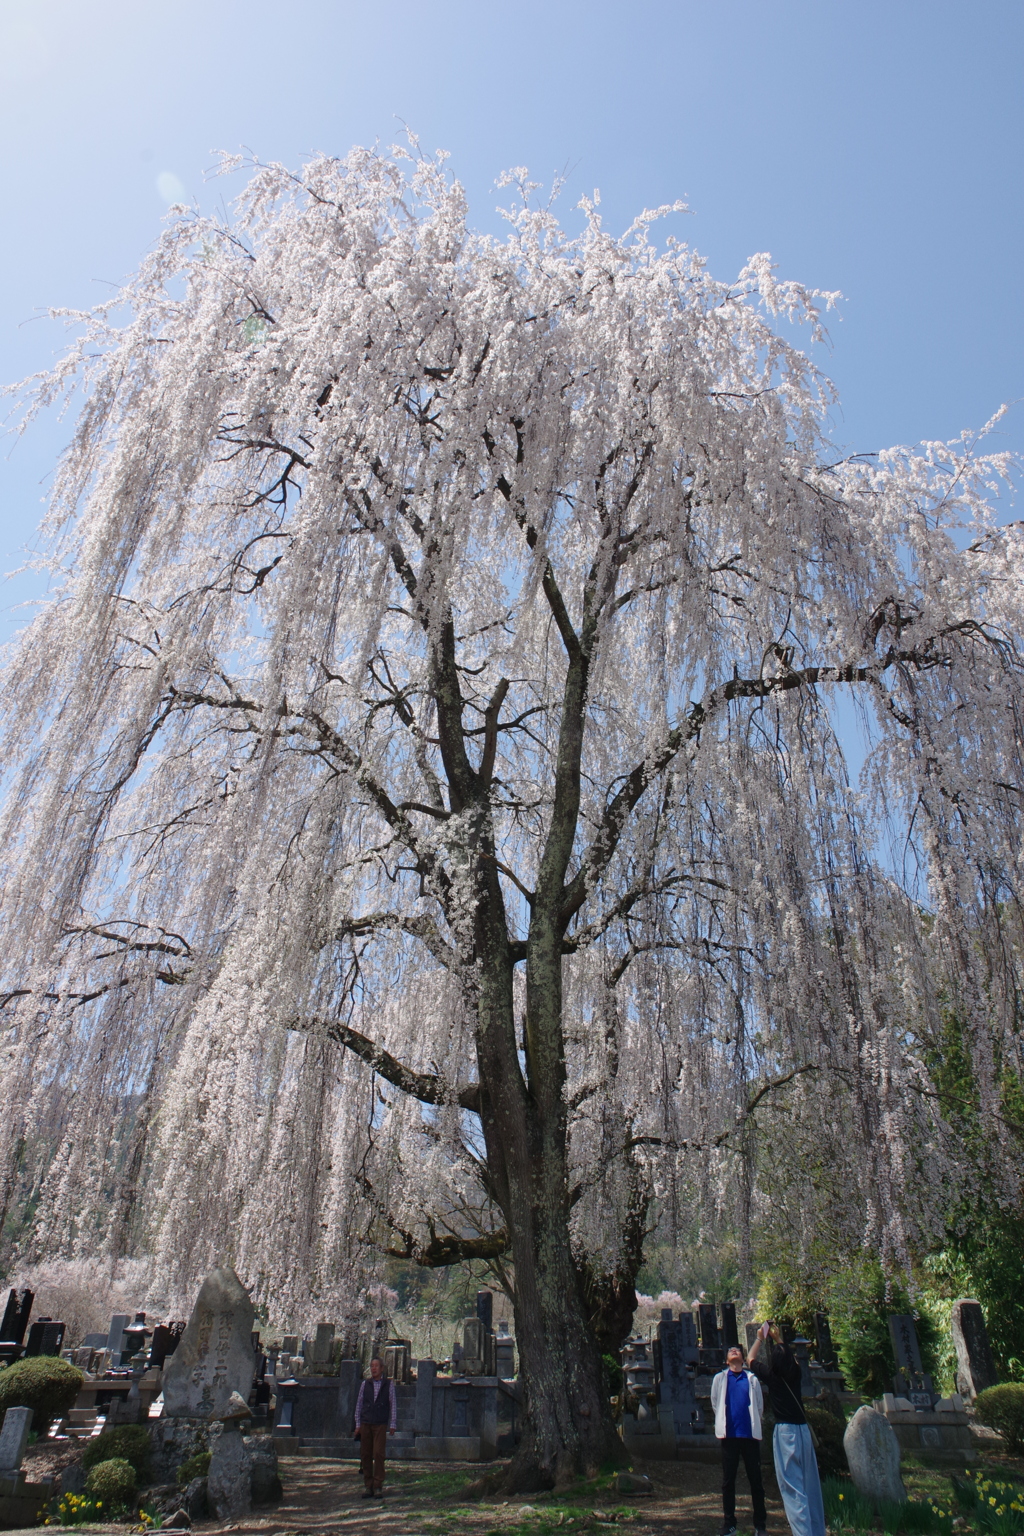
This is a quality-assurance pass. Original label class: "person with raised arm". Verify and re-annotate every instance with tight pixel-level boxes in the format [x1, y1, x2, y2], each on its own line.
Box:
[748, 1324, 825, 1536]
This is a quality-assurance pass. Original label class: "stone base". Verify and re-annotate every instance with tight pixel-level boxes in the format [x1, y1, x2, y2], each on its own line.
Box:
[0, 1485, 51, 1530]
[148, 1417, 214, 1484]
[415, 1436, 483, 1460]
[876, 1406, 976, 1464]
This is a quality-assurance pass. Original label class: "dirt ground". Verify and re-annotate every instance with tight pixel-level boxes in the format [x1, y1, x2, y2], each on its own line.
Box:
[12, 1439, 1024, 1536]
[14, 1446, 784, 1536]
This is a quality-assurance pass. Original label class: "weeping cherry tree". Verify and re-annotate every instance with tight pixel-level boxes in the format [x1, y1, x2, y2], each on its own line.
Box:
[1, 146, 1023, 1486]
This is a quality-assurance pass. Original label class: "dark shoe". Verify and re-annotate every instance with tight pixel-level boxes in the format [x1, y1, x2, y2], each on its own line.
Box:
[373, 1488, 384, 1498]
[720, 1526, 737, 1536]
[755, 1528, 768, 1535]
[362, 1488, 374, 1499]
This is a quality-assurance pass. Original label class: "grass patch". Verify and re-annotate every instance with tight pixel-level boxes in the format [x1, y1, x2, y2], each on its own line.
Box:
[400, 1469, 480, 1499]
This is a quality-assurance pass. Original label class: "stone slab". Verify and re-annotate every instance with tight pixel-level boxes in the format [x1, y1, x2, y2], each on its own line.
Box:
[162, 1267, 255, 1419]
[207, 1426, 252, 1519]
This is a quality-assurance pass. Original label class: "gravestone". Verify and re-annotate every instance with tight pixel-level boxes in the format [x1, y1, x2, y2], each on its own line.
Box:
[677, 1312, 700, 1364]
[462, 1317, 486, 1375]
[815, 1312, 837, 1370]
[0, 1407, 31, 1472]
[697, 1304, 719, 1350]
[495, 1336, 516, 1378]
[149, 1322, 183, 1369]
[162, 1266, 256, 1419]
[476, 1290, 493, 1330]
[951, 1299, 998, 1399]
[719, 1302, 739, 1350]
[107, 1313, 131, 1364]
[888, 1315, 923, 1376]
[0, 1290, 32, 1348]
[414, 1360, 438, 1434]
[24, 1320, 65, 1357]
[844, 1406, 906, 1504]
[307, 1324, 334, 1368]
[697, 1303, 723, 1368]
[888, 1314, 934, 1406]
[657, 1315, 704, 1436]
[745, 1323, 761, 1352]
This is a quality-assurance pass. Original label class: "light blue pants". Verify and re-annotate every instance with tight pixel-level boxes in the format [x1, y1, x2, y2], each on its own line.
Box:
[773, 1423, 825, 1536]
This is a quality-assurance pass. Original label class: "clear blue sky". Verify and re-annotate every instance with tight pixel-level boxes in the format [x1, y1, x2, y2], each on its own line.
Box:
[1, 0, 1021, 644]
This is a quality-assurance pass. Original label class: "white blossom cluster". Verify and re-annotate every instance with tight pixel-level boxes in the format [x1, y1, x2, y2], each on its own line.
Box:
[0, 145, 1021, 1315]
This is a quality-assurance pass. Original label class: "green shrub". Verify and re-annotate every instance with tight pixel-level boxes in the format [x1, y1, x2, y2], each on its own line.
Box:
[82, 1421, 152, 1476]
[85, 1456, 137, 1508]
[974, 1382, 1024, 1453]
[0, 1356, 83, 1431]
[84, 1456, 136, 1509]
[176, 1449, 212, 1485]
[805, 1403, 848, 1480]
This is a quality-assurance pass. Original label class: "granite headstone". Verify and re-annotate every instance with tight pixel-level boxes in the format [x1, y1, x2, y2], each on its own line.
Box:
[888, 1315, 923, 1376]
[0, 1407, 31, 1472]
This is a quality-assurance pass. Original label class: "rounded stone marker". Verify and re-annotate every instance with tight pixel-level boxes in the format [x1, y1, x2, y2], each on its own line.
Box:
[843, 1405, 906, 1505]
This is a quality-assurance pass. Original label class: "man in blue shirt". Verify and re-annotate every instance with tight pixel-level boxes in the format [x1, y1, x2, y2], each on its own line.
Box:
[711, 1345, 768, 1536]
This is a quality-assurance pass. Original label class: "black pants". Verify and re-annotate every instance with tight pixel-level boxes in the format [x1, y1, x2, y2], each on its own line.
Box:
[722, 1435, 767, 1528]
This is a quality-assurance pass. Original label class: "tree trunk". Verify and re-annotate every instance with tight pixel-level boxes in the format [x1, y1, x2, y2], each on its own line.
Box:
[472, 883, 627, 1487]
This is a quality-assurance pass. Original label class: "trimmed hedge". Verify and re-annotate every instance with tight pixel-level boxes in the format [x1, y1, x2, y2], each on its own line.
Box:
[85, 1457, 137, 1507]
[973, 1381, 1024, 1454]
[81, 1422, 152, 1477]
[0, 1356, 83, 1431]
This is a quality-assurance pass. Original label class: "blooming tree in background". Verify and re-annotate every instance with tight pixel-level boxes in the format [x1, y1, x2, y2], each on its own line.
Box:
[1, 146, 1022, 1485]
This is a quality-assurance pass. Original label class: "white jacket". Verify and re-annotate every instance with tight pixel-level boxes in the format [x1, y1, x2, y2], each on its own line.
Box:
[710, 1368, 763, 1439]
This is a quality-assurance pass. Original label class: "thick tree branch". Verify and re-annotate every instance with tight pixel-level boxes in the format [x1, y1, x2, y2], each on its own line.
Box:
[307, 1013, 482, 1115]
[560, 633, 1003, 927]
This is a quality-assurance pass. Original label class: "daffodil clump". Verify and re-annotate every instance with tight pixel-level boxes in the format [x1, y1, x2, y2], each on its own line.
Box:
[44, 1491, 103, 1526]
[954, 1471, 1024, 1536]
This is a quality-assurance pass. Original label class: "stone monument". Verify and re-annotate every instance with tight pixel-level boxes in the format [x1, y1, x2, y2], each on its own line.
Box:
[162, 1266, 256, 1418]
[951, 1299, 998, 1400]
